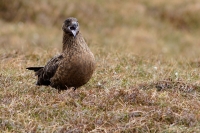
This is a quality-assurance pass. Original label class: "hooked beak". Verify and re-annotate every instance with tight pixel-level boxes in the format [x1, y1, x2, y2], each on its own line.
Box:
[71, 30, 77, 37]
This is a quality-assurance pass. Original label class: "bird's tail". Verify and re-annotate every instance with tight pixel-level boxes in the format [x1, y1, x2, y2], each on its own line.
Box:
[26, 67, 44, 72]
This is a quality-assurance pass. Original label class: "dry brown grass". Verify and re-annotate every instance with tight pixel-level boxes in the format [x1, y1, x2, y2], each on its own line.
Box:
[1, 0, 200, 132]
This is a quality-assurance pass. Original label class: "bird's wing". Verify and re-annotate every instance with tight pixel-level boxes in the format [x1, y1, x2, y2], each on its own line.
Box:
[36, 54, 64, 85]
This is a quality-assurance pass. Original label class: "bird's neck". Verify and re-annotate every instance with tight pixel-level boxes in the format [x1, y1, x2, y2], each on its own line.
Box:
[62, 32, 87, 52]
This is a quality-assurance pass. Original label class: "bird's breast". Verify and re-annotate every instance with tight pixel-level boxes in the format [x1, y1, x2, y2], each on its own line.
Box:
[58, 51, 95, 84]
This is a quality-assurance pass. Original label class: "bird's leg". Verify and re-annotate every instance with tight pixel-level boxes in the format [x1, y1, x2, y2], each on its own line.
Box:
[58, 89, 61, 93]
[57, 86, 62, 93]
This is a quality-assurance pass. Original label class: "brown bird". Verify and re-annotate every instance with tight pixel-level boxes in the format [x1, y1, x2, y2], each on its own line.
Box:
[27, 17, 95, 91]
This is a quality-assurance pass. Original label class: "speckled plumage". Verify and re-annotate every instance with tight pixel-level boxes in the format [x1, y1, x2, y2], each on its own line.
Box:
[27, 17, 95, 90]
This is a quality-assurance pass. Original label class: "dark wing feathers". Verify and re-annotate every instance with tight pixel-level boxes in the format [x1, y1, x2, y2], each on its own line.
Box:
[29, 54, 64, 86]
[42, 55, 63, 79]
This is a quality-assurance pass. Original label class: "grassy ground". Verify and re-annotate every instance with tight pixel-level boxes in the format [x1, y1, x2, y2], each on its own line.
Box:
[1, 0, 200, 132]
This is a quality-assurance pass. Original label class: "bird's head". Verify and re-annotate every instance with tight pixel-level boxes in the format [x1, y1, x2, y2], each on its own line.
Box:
[62, 17, 79, 37]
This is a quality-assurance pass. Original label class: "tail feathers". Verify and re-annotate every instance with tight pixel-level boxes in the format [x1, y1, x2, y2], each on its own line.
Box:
[26, 67, 44, 72]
